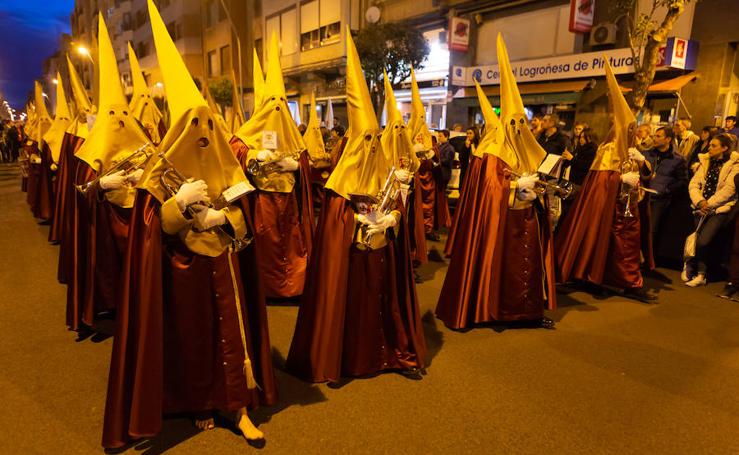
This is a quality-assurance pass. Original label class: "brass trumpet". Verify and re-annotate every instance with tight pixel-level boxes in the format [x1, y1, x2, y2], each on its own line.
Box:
[509, 170, 575, 200]
[75, 142, 153, 194]
[157, 152, 251, 252]
[246, 149, 301, 176]
[355, 166, 400, 249]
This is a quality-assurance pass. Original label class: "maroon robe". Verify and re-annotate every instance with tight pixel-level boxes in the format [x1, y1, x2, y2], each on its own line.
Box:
[55, 135, 86, 283]
[409, 173, 428, 264]
[230, 138, 314, 299]
[31, 143, 55, 222]
[65, 161, 98, 331]
[286, 191, 427, 382]
[417, 146, 451, 234]
[445, 155, 482, 257]
[50, 133, 84, 243]
[25, 142, 41, 211]
[436, 154, 557, 329]
[555, 170, 644, 289]
[103, 191, 277, 449]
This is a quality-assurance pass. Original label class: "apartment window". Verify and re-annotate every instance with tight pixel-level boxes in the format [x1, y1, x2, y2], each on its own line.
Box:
[207, 50, 218, 77]
[265, 7, 298, 57]
[160, 0, 171, 8]
[300, 0, 340, 51]
[166, 21, 178, 41]
[135, 9, 146, 30]
[220, 45, 231, 75]
[122, 12, 132, 31]
[206, 0, 226, 28]
[136, 41, 148, 58]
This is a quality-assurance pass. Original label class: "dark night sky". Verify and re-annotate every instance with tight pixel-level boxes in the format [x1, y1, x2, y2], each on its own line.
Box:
[0, 0, 75, 110]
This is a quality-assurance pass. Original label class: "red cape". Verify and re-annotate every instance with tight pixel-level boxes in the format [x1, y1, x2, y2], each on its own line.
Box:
[55, 135, 85, 283]
[555, 170, 645, 289]
[444, 155, 482, 257]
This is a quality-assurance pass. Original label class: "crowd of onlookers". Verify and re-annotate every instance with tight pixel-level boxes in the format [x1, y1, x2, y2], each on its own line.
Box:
[452, 113, 739, 297]
[0, 119, 24, 163]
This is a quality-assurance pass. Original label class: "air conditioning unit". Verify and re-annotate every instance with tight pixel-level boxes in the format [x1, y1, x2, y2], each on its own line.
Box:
[591, 22, 617, 46]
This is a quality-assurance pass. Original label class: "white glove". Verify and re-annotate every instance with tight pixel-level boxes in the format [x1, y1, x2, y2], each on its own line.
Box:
[516, 188, 537, 202]
[366, 213, 398, 237]
[277, 157, 300, 172]
[191, 205, 226, 230]
[126, 168, 144, 184]
[620, 171, 640, 187]
[256, 150, 273, 161]
[50, 163, 58, 172]
[357, 214, 372, 226]
[175, 179, 210, 211]
[99, 170, 127, 190]
[30, 154, 41, 164]
[425, 149, 435, 160]
[394, 169, 411, 184]
[628, 147, 645, 162]
[516, 174, 538, 191]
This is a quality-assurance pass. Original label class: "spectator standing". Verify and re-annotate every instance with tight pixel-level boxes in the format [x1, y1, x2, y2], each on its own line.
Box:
[437, 129, 454, 187]
[537, 113, 570, 159]
[562, 128, 597, 186]
[722, 115, 739, 137]
[688, 126, 719, 176]
[530, 113, 544, 140]
[684, 133, 739, 287]
[642, 127, 688, 243]
[571, 121, 588, 142]
[635, 124, 654, 153]
[674, 117, 700, 160]
[458, 125, 479, 187]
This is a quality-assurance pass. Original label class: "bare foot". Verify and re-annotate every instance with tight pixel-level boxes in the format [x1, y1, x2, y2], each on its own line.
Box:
[195, 417, 215, 431]
[236, 408, 264, 442]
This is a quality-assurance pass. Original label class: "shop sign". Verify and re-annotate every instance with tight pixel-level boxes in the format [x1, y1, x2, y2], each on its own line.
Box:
[448, 17, 470, 52]
[663, 37, 698, 70]
[452, 48, 636, 86]
[569, 0, 595, 33]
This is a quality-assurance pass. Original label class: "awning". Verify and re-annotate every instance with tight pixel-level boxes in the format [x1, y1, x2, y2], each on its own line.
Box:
[620, 72, 699, 93]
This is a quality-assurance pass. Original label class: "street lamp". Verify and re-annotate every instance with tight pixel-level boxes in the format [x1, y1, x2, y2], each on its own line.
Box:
[77, 45, 95, 65]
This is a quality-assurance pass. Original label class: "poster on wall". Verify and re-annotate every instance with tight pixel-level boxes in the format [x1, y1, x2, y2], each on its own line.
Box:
[448, 17, 470, 52]
[569, 0, 595, 33]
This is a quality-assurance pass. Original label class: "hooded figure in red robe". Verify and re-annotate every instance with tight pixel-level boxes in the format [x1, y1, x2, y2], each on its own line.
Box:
[102, 1, 276, 448]
[26, 82, 53, 219]
[436, 34, 557, 329]
[555, 58, 656, 303]
[286, 27, 426, 383]
[229, 33, 314, 299]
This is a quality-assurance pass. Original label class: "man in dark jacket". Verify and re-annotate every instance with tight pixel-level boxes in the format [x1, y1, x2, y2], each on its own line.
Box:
[437, 129, 454, 185]
[642, 126, 688, 240]
[537, 113, 570, 160]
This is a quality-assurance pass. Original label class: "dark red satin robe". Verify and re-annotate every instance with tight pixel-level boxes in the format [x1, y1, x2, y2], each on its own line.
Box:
[435, 154, 557, 329]
[555, 170, 644, 289]
[445, 155, 482, 257]
[286, 191, 427, 382]
[230, 138, 314, 299]
[32, 144, 55, 221]
[25, 142, 40, 211]
[50, 133, 84, 244]
[416, 147, 451, 234]
[409, 173, 428, 264]
[55, 135, 86, 283]
[103, 191, 277, 449]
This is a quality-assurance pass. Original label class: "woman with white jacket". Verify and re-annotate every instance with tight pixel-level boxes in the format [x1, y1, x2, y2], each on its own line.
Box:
[684, 133, 739, 286]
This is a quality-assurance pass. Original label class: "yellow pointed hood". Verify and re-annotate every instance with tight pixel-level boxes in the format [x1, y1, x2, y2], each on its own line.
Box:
[234, 32, 304, 159]
[43, 72, 73, 163]
[325, 26, 391, 199]
[303, 91, 327, 161]
[139, 0, 249, 215]
[25, 102, 37, 141]
[381, 70, 417, 172]
[146, 0, 206, 122]
[408, 68, 433, 151]
[497, 33, 545, 174]
[473, 81, 505, 159]
[590, 56, 637, 172]
[252, 48, 265, 112]
[227, 69, 245, 133]
[33, 81, 53, 143]
[128, 41, 164, 143]
[75, 14, 151, 208]
[65, 54, 92, 139]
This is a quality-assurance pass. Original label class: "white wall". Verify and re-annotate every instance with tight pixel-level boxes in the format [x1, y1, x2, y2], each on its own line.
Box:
[476, 5, 575, 65]
[637, 0, 695, 40]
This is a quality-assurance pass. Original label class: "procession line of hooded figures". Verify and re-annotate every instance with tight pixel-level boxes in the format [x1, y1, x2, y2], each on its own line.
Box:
[18, 0, 659, 448]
